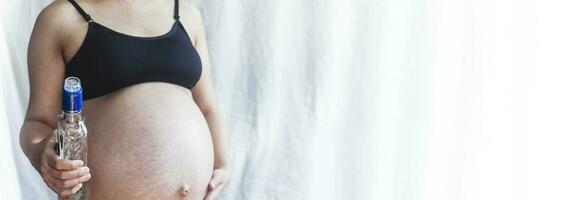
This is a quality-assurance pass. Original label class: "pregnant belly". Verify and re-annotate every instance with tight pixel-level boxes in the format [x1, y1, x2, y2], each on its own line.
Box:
[82, 83, 214, 200]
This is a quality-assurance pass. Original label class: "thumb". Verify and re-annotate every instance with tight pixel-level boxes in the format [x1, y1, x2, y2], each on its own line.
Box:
[208, 170, 224, 190]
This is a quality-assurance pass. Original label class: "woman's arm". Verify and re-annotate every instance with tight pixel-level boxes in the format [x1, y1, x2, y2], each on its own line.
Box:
[184, 5, 231, 200]
[22, 2, 68, 171]
[21, 1, 91, 197]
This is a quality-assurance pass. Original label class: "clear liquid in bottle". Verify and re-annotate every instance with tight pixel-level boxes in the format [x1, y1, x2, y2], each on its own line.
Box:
[57, 77, 88, 200]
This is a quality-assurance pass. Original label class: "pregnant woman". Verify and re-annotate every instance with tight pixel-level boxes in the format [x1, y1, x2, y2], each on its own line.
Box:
[19, 0, 230, 199]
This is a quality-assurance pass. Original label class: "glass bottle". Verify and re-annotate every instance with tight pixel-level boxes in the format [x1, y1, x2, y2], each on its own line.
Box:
[57, 77, 88, 200]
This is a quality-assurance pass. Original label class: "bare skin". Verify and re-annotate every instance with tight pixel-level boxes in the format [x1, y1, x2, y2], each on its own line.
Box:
[20, 0, 230, 199]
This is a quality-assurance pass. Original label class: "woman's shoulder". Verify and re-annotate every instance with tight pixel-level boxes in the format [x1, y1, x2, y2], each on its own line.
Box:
[34, 0, 86, 41]
[39, 0, 85, 25]
[179, 2, 205, 38]
[181, 2, 204, 24]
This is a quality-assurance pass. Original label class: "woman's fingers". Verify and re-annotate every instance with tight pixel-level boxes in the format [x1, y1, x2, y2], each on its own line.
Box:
[41, 162, 90, 196]
[204, 169, 229, 200]
[59, 183, 83, 197]
[59, 173, 91, 188]
[50, 166, 90, 180]
[41, 168, 84, 191]
[208, 170, 224, 190]
[44, 143, 84, 170]
[41, 158, 90, 185]
[204, 185, 223, 200]
[39, 130, 90, 197]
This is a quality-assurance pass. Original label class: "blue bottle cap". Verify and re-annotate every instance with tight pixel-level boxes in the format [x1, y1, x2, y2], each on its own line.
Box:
[62, 77, 83, 113]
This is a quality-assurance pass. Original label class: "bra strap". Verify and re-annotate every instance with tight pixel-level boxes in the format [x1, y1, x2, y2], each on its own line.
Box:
[67, 0, 92, 22]
[174, 0, 180, 20]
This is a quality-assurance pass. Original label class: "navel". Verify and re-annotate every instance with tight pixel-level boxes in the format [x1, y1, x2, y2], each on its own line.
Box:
[180, 183, 190, 197]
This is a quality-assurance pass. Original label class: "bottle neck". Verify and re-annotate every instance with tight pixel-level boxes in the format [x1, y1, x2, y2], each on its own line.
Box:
[62, 112, 82, 123]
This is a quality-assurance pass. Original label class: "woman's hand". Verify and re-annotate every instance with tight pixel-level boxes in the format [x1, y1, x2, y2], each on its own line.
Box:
[204, 166, 231, 200]
[38, 130, 91, 197]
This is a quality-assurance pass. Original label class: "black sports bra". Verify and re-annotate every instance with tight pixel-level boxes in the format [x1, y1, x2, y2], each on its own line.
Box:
[64, 0, 202, 100]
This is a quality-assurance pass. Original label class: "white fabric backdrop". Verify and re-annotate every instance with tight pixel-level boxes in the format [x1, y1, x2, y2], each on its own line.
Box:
[2, 0, 568, 200]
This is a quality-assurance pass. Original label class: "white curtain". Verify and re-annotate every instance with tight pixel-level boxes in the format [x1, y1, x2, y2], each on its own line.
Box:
[2, 0, 567, 200]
